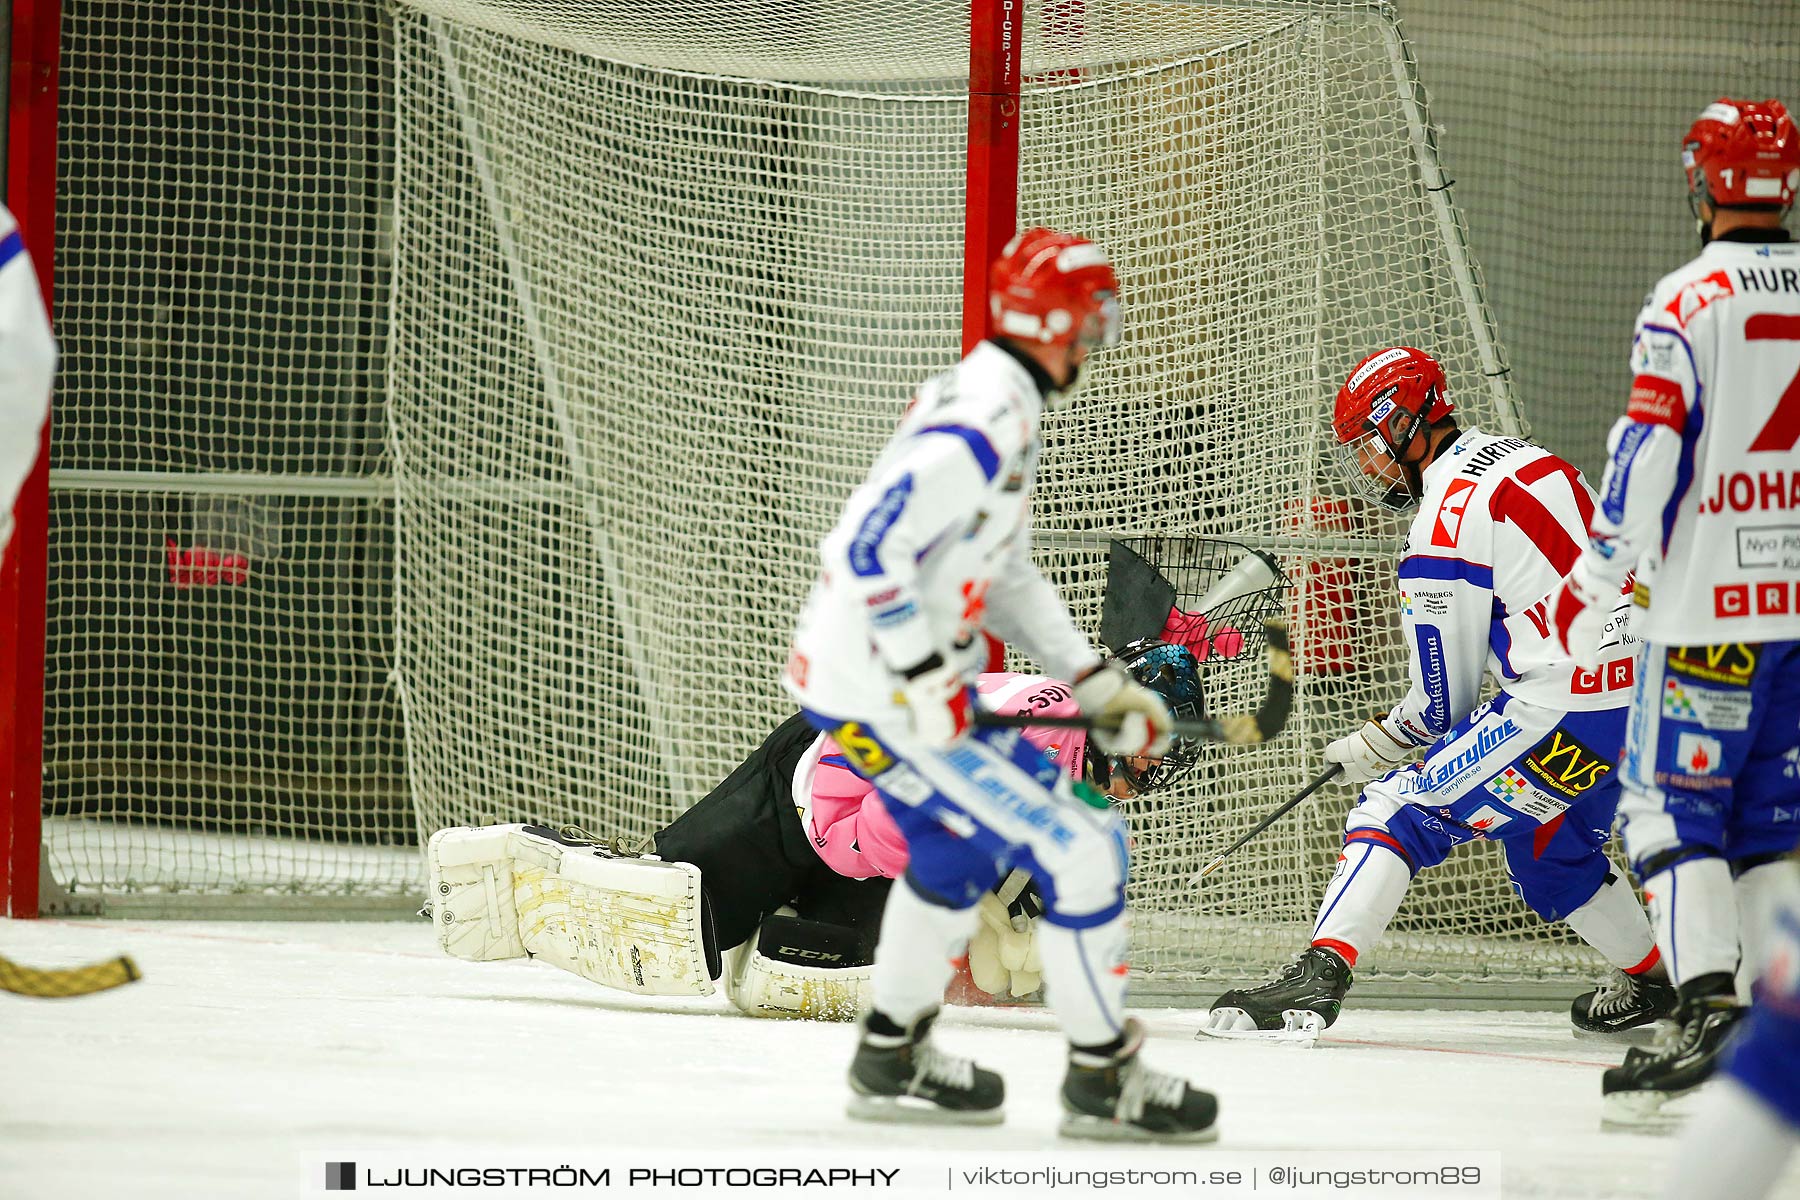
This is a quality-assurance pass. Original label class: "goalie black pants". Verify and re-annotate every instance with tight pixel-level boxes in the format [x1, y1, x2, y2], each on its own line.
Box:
[652, 712, 893, 956]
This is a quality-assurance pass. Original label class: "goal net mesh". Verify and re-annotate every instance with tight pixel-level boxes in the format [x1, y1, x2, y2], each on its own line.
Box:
[40, 0, 1622, 987]
[383, 0, 1567, 984]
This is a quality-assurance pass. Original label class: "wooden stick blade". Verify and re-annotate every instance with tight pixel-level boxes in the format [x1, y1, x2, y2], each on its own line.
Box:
[0, 953, 142, 998]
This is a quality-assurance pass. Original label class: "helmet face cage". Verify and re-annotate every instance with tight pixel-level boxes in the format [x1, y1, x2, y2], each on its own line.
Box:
[1111, 639, 1205, 794]
[1334, 413, 1421, 511]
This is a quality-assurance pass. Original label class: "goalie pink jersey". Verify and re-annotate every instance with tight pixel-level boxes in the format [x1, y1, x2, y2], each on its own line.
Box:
[792, 671, 1088, 880]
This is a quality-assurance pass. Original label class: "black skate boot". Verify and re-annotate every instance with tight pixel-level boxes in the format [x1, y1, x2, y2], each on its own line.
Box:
[847, 1008, 1004, 1125]
[1201, 946, 1353, 1044]
[1600, 978, 1746, 1128]
[1061, 1018, 1219, 1142]
[1571, 969, 1679, 1039]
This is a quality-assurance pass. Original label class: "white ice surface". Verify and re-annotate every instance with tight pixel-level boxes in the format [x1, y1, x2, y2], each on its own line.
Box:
[3, 918, 1798, 1199]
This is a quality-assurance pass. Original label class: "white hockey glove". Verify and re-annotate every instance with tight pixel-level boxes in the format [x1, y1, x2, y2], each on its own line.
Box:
[1073, 660, 1173, 758]
[1550, 554, 1619, 671]
[895, 652, 971, 748]
[968, 870, 1043, 999]
[1324, 717, 1416, 785]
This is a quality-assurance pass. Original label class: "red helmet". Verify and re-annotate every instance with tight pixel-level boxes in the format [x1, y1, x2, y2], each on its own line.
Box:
[1684, 98, 1800, 211]
[1332, 347, 1453, 511]
[989, 227, 1122, 351]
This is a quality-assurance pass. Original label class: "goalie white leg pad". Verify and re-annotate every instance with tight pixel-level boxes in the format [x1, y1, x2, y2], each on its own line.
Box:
[429, 824, 530, 962]
[726, 915, 874, 1021]
[510, 829, 715, 997]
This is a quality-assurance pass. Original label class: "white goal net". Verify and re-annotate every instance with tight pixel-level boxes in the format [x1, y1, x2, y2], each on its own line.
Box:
[40, 0, 1631, 992]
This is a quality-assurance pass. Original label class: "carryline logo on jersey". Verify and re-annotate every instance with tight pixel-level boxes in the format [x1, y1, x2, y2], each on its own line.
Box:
[1400, 718, 1523, 795]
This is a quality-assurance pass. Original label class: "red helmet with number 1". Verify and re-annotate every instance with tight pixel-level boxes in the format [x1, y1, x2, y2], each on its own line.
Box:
[989, 227, 1122, 352]
[1683, 98, 1800, 213]
[1332, 347, 1453, 512]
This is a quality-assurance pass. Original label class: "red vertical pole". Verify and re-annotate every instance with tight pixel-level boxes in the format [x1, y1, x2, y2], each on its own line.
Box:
[2, 0, 63, 918]
[962, 0, 1021, 355]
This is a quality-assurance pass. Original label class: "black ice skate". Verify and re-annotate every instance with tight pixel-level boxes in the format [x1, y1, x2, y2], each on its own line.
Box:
[1201, 946, 1353, 1045]
[1600, 991, 1746, 1128]
[1061, 1018, 1219, 1142]
[846, 1009, 1004, 1125]
[1571, 969, 1678, 1040]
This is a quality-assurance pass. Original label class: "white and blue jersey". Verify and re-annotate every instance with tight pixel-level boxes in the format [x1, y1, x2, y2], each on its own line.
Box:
[1572, 230, 1800, 871]
[1385, 429, 1638, 752]
[784, 339, 1096, 725]
[0, 204, 56, 554]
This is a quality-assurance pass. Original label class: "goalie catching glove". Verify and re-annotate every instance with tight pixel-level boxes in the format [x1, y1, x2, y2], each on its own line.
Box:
[968, 869, 1043, 999]
[1072, 658, 1173, 758]
[1324, 716, 1416, 785]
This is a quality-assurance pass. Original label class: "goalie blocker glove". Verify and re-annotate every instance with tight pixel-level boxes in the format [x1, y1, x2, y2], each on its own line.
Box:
[1323, 717, 1415, 785]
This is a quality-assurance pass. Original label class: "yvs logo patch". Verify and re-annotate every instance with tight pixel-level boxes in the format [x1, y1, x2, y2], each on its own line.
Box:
[1668, 643, 1758, 688]
[833, 722, 894, 777]
[1522, 729, 1612, 799]
[1431, 478, 1477, 548]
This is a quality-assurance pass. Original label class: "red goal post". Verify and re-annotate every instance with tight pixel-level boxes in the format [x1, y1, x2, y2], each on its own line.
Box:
[4, 0, 1611, 999]
[1, 0, 62, 919]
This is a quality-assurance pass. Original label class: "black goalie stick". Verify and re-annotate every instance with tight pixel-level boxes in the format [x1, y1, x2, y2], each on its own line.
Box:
[1187, 763, 1344, 885]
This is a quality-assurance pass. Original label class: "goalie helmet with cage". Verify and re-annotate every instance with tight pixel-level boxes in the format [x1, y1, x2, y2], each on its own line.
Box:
[1682, 98, 1800, 220]
[1331, 346, 1454, 512]
[1100, 638, 1205, 794]
[989, 227, 1121, 354]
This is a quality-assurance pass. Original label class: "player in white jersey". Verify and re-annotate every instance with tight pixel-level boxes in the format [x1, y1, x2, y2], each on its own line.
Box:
[784, 227, 1217, 1140]
[1205, 347, 1664, 1044]
[0, 203, 57, 554]
[1549, 97, 1800, 1123]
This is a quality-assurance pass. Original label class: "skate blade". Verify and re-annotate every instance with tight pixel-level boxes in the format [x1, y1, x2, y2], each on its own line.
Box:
[1197, 1008, 1323, 1047]
[1059, 1113, 1219, 1144]
[846, 1094, 1004, 1126]
[1600, 1088, 1695, 1133]
[1572, 1021, 1668, 1047]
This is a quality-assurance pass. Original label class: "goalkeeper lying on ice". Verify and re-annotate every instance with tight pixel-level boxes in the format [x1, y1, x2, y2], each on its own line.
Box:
[426, 637, 1209, 1019]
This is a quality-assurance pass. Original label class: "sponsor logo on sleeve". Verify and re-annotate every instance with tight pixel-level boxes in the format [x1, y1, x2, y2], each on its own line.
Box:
[1461, 804, 1513, 835]
[1661, 678, 1753, 731]
[1668, 643, 1759, 687]
[1737, 527, 1800, 572]
[1675, 732, 1722, 777]
[1713, 580, 1800, 618]
[1483, 768, 1573, 824]
[1431, 478, 1478, 548]
[1399, 717, 1523, 796]
[1521, 729, 1612, 799]
[1626, 375, 1686, 429]
[833, 722, 895, 776]
[1662, 270, 1735, 328]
